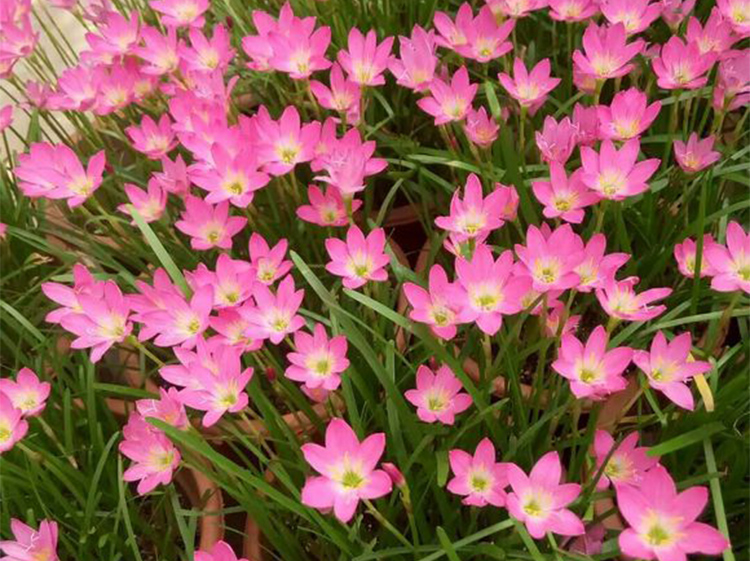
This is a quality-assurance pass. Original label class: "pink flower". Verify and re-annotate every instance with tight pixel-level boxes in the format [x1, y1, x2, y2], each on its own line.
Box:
[447, 438, 508, 507]
[674, 134, 721, 174]
[241, 276, 305, 344]
[134, 25, 179, 75]
[136, 387, 189, 430]
[119, 413, 180, 495]
[674, 235, 720, 278]
[617, 466, 730, 561]
[533, 163, 599, 224]
[652, 37, 716, 90]
[417, 66, 478, 125]
[464, 107, 500, 147]
[600, 0, 662, 35]
[0, 393, 29, 454]
[535, 116, 577, 165]
[552, 325, 632, 400]
[175, 197, 247, 250]
[59, 281, 132, 363]
[433, 3, 473, 51]
[0, 104, 12, 132]
[514, 224, 584, 293]
[593, 430, 659, 490]
[705, 221, 750, 293]
[180, 25, 235, 73]
[190, 145, 270, 208]
[388, 25, 437, 92]
[507, 452, 585, 539]
[0, 223, 6, 240]
[286, 323, 349, 391]
[159, 337, 230, 389]
[403, 264, 467, 340]
[150, 0, 207, 28]
[42, 264, 104, 324]
[686, 8, 738, 56]
[545, 304, 581, 338]
[381, 463, 406, 488]
[573, 23, 645, 81]
[634, 331, 712, 411]
[598, 88, 661, 141]
[210, 307, 263, 352]
[575, 233, 630, 292]
[301, 418, 392, 522]
[596, 277, 672, 322]
[180, 361, 253, 427]
[498, 58, 560, 113]
[455, 6, 515, 63]
[0, 368, 50, 417]
[127, 115, 177, 160]
[313, 128, 386, 197]
[405, 364, 472, 424]
[434, 174, 512, 245]
[490, 0, 548, 18]
[155, 154, 190, 196]
[249, 233, 293, 286]
[135, 285, 213, 348]
[572, 103, 600, 146]
[717, 0, 750, 36]
[338, 28, 393, 87]
[455, 245, 531, 335]
[310, 63, 361, 120]
[713, 50, 750, 112]
[0, 519, 58, 561]
[118, 179, 167, 223]
[325, 226, 390, 289]
[297, 185, 362, 227]
[265, 11, 332, 79]
[186, 254, 255, 308]
[194, 541, 249, 561]
[548, 0, 600, 22]
[660, 0, 696, 29]
[580, 139, 660, 200]
[15, 143, 106, 208]
[253, 106, 320, 176]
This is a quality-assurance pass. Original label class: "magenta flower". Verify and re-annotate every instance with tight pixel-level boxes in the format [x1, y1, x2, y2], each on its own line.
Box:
[136, 285, 213, 349]
[338, 28, 393, 87]
[598, 88, 661, 141]
[674, 134, 721, 174]
[572, 103, 600, 146]
[190, 145, 270, 208]
[433, 3, 473, 51]
[0, 393, 28, 454]
[325, 226, 390, 289]
[535, 116, 577, 165]
[42, 264, 104, 324]
[674, 235, 720, 279]
[575, 233, 630, 292]
[159, 337, 232, 389]
[545, 305, 582, 338]
[301, 418, 392, 523]
[617, 466, 730, 561]
[403, 264, 467, 340]
[455, 246, 530, 335]
[186, 254, 255, 309]
[242, 276, 305, 344]
[286, 323, 349, 391]
[136, 387, 189, 431]
[596, 277, 672, 322]
[717, 0, 750, 36]
[297, 185, 361, 227]
[705, 221, 750, 293]
[82, 11, 139, 62]
[118, 179, 167, 223]
[552, 325, 632, 400]
[15, 143, 106, 208]
[134, 25, 179, 75]
[195, 541, 249, 561]
[248, 233, 292, 286]
[0, 519, 58, 561]
[388, 25, 437, 92]
[447, 438, 508, 507]
[210, 308, 263, 352]
[0, 368, 50, 418]
[405, 364, 472, 424]
[593, 430, 659, 490]
[150, 0, 208, 28]
[686, 8, 738, 56]
[713, 50, 750, 112]
[490, 0, 548, 18]
[119, 413, 180, 495]
[417, 66, 478, 125]
[180, 25, 235, 74]
[313, 128, 386, 197]
[600, 0, 662, 35]
[175, 197, 247, 251]
[129, 269, 183, 323]
[580, 139, 660, 200]
[180, 361, 253, 427]
[532, 163, 600, 224]
[507, 452, 585, 539]
[548, 0, 600, 22]
[652, 37, 716, 90]
[573, 23, 645, 82]
[464, 107, 500, 148]
[155, 154, 190, 196]
[455, 6, 515, 63]
[310, 63, 361, 121]
[0, 105, 12, 132]
[126, 114, 177, 160]
[514, 224, 584, 293]
[661, 0, 696, 29]
[498, 58, 560, 113]
[261, 6, 332, 79]
[634, 331, 712, 410]
[253, 106, 321, 176]
[59, 281, 132, 363]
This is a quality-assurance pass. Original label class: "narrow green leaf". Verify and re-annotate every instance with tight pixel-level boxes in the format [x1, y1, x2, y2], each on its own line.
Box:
[648, 422, 724, 456]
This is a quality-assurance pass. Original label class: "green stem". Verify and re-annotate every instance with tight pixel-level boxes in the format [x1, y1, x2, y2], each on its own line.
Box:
[362, 499, 413, 549]
[126, 335, 164, 367]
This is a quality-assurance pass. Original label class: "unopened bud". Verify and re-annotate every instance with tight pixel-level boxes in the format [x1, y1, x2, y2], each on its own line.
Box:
[382, 463, 405, 488]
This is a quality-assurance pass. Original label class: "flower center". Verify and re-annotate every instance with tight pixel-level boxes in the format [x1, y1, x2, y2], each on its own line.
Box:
[271, 316, 289, 332]
[579, 368, 599, 383]
[0, 426, 11, 442]
[341, 469, 365, 489]
[470, 474, 489, 492]
[430, 306, 454, 327]
[524, 499, 543, 517]
[645, 524, 671, 546]
[278, 146, 299, 165]
[598, 170, 625, 197]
